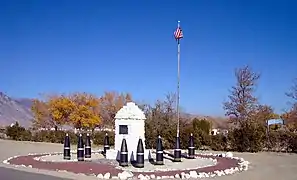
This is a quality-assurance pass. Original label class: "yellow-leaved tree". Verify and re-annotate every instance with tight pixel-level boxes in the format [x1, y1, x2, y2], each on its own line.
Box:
[47, 94, 75, 126]
[68, 93, 101, 129]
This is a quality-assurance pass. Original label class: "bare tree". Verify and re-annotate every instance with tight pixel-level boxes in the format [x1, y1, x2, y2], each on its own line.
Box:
[254, 104, 279, 125]
[223, 65, 260, 125]
[286, 78, 297, 102]
[283, 78, 297, 131]
[144, 92, 177, 148]
[98, 91, 133, 128]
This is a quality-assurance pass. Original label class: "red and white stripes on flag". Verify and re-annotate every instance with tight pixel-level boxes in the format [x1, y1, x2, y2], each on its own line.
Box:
[174, 26, 183, 40]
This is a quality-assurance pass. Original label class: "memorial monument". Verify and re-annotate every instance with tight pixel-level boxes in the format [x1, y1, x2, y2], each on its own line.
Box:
[106, 102, 150, 161]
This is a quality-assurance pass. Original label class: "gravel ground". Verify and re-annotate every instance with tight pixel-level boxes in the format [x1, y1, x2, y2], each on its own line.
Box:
[0, 139, 297, 180]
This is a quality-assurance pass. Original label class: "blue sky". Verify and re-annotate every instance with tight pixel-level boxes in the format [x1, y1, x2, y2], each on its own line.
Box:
[1, 0, 296, 116]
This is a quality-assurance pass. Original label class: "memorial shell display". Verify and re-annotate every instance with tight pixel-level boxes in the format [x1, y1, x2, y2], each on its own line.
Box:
[2, 102, 250, 179]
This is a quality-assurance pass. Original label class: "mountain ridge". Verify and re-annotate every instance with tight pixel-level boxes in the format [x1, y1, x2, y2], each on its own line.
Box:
[0, 92, 33, 127]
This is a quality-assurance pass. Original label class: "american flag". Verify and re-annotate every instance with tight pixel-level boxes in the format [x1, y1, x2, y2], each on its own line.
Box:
[174, 26, 183, 40]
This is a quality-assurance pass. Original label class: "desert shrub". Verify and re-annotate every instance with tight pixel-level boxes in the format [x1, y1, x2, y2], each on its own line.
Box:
[144, 131, 157, 150]
[266, 130, 291, 152]
[6, 122, 32, 141]
[0, 127, 6, 134]
[93, 131, 115, 146]
[178, 122, 200, 149]
[30, 130, 46, 142]
[210, 134, 228, 151]
[228, 121, 266, 152]
[144, 118, 213, 150]
[0, 127, 7, 139]
[179, 123, 193, 149]
[144, 118, 177, 149]
[279, 132, 293, 152]
[288, 133, 297, 153]
[31, 130, 115, 146]
[159, 133, 176, 150]
[192, 119, 212, 147]
[31, 130, 76, 144]
[192, 118, 212, 135]
[66, 131, 79, 144]
[199, 132, 212, 146]
[178, 118, 213, 150]
[0, 133, 7, 139]
[5, 118, 296, 154]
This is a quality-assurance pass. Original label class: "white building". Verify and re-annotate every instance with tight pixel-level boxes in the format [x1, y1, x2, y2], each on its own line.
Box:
[106, 102, 151, 161]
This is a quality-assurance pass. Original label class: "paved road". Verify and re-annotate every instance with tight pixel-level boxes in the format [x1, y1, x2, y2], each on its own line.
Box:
[0, 167, 71, 180]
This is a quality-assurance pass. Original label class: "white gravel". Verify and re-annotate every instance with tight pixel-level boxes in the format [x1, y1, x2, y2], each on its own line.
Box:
[118, 157, 216, 172]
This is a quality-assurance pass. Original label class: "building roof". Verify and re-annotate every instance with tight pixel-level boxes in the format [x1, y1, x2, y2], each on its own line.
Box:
[115, 102, 146, 120]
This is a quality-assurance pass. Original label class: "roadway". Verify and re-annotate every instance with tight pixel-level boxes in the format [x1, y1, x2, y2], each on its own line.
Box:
[0, 167, 71, 180]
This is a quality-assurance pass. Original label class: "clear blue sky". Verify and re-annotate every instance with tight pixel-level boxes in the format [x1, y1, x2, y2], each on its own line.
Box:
[1, 0, 296, 116]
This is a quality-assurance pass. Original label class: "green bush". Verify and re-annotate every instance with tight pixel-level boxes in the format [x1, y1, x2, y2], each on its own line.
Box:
[192, 118, 212, 135]
[31, 130, 115, 146]
[178, 119, 213, 150]
[228, 121, 266, 152]
[144, 117, 177, 149]
[93, 131, 115, 146]
[6, 122, 32, 141]
[0, 127, 6, 134]
[179, 123, 200, 149]
[4, 119, 297, 154]
[288, 133, 297, 153]
[210, 134, 228, 151]
[266, 130, 291, 152]
[31, 130, 70, 144]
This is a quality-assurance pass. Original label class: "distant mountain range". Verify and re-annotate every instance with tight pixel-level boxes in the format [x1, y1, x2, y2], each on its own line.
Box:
[0, 92, 33, 128]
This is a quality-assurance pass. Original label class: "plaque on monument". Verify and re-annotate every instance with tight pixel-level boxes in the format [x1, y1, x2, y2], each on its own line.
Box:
[119, 125, 128, 134]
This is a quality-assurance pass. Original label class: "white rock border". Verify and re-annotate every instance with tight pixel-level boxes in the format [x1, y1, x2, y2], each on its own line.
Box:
[114, 156, 218, 172]
[2, 152, 249, 179]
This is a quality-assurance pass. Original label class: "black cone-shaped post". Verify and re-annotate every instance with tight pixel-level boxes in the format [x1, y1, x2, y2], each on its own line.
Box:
[155, 135, 164, 165]
[135, 137, 144, 168]
[119, 138, 128, 167]
[188, 133, 195, 159]
[63, 133, 71, 160]
[85, 133, 91, 159]
[173, 134, 181, 162]
[103, 133, 110, 154]
[77, 134, 84, 161]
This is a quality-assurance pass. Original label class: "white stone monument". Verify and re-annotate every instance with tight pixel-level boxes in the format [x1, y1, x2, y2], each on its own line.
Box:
[106, 102, 151, 161]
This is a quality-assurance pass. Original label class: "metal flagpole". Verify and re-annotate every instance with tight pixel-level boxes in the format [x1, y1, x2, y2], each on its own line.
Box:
[176, 21, 181, 137]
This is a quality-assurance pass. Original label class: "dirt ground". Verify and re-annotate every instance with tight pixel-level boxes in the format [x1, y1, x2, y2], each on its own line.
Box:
[0, 139, 296, 180]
